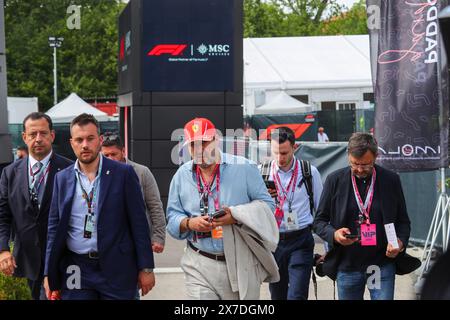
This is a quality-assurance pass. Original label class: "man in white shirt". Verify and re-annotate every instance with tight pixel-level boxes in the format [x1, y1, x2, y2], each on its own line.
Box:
[317, 127, 329, 143]
[266, 127, 323, 300]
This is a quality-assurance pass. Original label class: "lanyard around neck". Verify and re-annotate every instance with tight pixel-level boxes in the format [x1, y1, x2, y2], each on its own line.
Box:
[29, 160, 51, 193]
[75, 160, 102, 215]
[273, 159, 299, 209]
[196, 164, 220, 212]
[351, 168, 376, 224]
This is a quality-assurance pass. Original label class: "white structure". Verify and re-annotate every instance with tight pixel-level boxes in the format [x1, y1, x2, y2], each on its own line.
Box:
[7, 97, 39, 124]
[244, 35, 373, 115]
[46, 92, 110, 123]
[254, 91, 312, 115]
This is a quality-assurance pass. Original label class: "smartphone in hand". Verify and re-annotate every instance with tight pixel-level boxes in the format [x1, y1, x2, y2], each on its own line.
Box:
[211, 209, 226, 219]
[264, 180, 276, 189]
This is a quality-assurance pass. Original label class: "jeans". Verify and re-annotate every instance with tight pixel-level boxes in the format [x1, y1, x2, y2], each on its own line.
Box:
[336, 262, 396, 300]
[269, 229, 314, 300]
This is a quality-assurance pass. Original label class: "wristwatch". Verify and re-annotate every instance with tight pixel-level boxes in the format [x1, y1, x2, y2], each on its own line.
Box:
[141, 268, 154, 273]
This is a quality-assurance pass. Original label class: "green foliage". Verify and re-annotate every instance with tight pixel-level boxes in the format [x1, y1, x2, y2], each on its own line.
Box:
[320, 0, 368, 35]
[244, 0, 285, 37]
[0, 243, 32, 300]
[4, 0, 125, 111]
[244, 0, 368, 37]
[0, 273, 32, 300]
[4, 0, 367, 111]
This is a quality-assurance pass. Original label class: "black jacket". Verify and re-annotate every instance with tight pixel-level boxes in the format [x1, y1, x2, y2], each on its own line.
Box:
[421, 249, 450, 299]
[313, 165, 411, 280]
[0, 153, 73, 280]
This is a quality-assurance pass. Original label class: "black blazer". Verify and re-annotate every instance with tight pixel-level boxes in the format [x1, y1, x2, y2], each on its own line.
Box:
[0, 153, 73, 280]
[313, 165, 411, 280]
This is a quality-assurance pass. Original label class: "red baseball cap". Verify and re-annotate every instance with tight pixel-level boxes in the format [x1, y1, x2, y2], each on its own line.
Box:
[183, 118, 216, 145]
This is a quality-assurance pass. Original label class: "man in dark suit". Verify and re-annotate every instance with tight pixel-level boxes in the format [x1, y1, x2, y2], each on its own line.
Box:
[43, 113, 155, 300]
[313, 132, 411, 300]
[0, 112, 73, 300]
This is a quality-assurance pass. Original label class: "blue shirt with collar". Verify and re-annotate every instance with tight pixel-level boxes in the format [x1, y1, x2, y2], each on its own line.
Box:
[167, 152, 275, 255]
[66, 155, 103, 254]
[268, 156, 323, 232]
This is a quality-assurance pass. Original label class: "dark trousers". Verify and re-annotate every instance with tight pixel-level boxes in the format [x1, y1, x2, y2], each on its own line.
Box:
[27, 277, 47, 300]
[60, 253, 136, 300]
[269, 228, 314, 300]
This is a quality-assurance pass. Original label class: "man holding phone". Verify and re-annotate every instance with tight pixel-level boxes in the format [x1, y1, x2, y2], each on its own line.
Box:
[313, 133, 411, 300]
[264, 127, 323, 300]
[166, 118, 275, 300]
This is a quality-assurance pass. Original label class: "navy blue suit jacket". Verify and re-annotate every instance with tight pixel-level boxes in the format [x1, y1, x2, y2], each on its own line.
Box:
[44, 156, 154, 291]
[0, 153, 72, 280]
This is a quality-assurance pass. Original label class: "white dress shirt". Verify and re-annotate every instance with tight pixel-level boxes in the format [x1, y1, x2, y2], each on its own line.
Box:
[269, 157, 323, 232]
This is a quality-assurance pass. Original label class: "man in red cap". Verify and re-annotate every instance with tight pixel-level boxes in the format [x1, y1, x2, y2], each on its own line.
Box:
[167, 118, 277, 300]
[183, 118, 218, 170]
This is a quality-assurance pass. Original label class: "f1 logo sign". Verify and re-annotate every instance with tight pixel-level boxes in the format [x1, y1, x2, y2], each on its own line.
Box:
[148, 44, 187, 56]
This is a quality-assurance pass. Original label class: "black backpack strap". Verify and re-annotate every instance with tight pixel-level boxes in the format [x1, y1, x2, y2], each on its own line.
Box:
[300, 160, 315, 216]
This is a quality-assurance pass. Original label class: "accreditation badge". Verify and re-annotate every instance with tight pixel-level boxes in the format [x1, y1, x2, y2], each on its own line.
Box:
[83, 214, 96, 239]
[360, 224, 377, 246]
[212, 226, 223, 239]
[285, 210, 299, 231]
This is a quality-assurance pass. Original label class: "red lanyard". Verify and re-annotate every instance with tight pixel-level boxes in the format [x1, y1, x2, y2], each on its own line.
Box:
[196, 164, 220, 211]
[351, 168, 376, 224]
[272, 159, 299, 211]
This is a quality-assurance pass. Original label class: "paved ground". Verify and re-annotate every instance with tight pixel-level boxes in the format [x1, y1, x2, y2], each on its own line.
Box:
[142, 236, 423, 300]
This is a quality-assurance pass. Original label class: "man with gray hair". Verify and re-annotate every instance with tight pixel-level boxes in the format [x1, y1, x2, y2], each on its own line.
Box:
[313, 132, 411, 300]
[101, 133, 166, 254]
[317, 127, 329, 143]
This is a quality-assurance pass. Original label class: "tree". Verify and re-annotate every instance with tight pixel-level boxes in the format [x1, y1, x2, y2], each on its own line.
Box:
[244, 0, 285, 37]
[243, 0, 367, 37]
[271, 0, 344, 36]
[320, 0, 368, 35]
[3, 0, 368, 111]
[4, 0, 125, 111]
[273, 0, 343, 24]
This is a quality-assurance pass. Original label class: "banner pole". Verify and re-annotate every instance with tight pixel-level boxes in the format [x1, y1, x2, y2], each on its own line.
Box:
[441, 168, 448, 251]
[416, 169, 450, 295]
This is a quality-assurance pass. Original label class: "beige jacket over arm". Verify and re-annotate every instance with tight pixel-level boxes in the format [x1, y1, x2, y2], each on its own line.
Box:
[223, 200, 280, 300]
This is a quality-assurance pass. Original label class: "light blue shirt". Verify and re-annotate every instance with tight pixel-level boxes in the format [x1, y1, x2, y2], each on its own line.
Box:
[269, 157, 323, 232]
[167, 152, 275, 255]
[66, 156, 103, 254]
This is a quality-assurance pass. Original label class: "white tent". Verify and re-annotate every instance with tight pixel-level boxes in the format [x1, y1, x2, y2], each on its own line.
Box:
[244, 35, 372, 90]
[254, 91, 313, 115]
[46, 93, 110, 123]
[7, 97, 38, 124]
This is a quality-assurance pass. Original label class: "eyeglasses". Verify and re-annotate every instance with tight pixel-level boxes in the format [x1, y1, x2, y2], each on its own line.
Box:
[349, 162, 374, 170]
